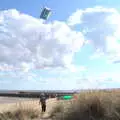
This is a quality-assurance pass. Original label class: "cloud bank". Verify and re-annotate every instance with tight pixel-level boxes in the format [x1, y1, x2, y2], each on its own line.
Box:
[0, 6, 120, 72]
[0, 9, 84, 71]
[68, 6, 120, 62]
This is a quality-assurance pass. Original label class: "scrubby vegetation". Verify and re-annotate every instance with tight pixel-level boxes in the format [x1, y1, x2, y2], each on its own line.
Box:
[50, 90, 120, 120]
[1, 90, 120, 120]
[0, 107, 39, 120]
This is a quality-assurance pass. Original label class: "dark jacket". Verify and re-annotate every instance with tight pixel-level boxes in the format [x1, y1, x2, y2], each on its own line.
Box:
[39, 95, 47, 105]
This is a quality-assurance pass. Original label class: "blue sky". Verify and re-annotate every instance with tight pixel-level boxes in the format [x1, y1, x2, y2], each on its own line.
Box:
[0, 0, 120, 90]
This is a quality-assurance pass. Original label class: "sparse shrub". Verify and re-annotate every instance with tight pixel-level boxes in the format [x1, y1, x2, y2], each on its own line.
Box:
[51, 90, 120, 120]
[50, 102, 64, 118]
[0, 106, 39, 120]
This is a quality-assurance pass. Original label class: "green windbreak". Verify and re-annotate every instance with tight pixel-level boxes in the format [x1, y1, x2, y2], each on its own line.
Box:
[63, 95, 73, 100]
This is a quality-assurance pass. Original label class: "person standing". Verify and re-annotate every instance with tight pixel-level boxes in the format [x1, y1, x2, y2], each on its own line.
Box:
[39, 93, 47, 112]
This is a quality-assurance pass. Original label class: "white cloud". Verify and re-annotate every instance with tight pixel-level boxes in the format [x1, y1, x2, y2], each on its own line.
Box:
[90, 51, 104, 60]
[46, 65, 87, 76]
[75, 71, 120, 89]
[0, 68, 119, 90]
[0, 9, 85, 71]
[0, 70, 38, 82]
[1, 6, 120, 71]
[68, 9, 83, 26]
[1, 6, 120, 89]
[68, 6, 120, 62]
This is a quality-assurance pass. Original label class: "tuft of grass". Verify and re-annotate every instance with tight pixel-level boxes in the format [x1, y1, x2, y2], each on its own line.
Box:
[50, 90, 120, 120]
[0, 100, 40, 120]
[49, 102, 64, 118]
[0, 108, 39, 120]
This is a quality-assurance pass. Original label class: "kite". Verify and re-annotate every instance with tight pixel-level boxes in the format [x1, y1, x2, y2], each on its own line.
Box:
[40, 7, 52, 20]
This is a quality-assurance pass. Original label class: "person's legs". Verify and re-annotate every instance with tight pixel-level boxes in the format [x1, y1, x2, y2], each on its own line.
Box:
[42, 104, 46, 112]
[44, 104, 46, 112]
[42, 104, 44, 112]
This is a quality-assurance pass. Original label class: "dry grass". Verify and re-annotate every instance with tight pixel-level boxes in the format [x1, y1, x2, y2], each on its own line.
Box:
[0, 99, 40, 120]
[0, 108, 39, 120]
[50, 90, 120, 120]
[1, 90, 120, 120]
[0, 98, 57, 120]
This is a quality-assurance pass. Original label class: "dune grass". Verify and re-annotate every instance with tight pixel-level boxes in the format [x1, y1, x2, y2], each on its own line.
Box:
[0, 99, 41, 120]
[1, 90, 120, 120]
[50, 89, 120, 120]
[0, 108, 39, 120]
[0, 98, 58, 120]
